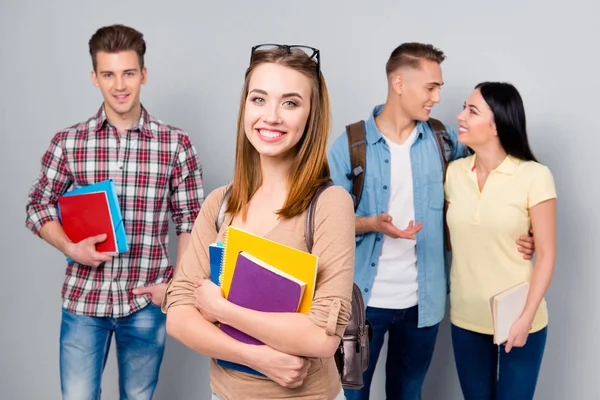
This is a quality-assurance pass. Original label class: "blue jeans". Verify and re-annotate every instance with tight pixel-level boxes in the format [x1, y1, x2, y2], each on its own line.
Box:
[60, 304, 166, 400]
[345, 306, 440, 400]
[451, 324, 547, 400]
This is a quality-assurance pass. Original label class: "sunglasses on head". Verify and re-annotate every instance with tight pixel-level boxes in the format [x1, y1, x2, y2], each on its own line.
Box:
[250, 43, 321, 92]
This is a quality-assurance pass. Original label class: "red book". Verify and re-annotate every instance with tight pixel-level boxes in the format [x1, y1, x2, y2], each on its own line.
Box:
[57, 191, 118, 253]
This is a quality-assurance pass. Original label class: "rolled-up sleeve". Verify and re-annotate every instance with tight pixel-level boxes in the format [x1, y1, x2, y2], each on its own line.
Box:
[306, 186, 356, 338]
[25, 133, 73, 236]
[327, 132, 353, 194]
[169, 134, 204, 235]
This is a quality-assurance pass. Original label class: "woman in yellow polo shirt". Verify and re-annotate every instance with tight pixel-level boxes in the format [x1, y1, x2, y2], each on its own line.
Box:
[445, 82, 557, 400]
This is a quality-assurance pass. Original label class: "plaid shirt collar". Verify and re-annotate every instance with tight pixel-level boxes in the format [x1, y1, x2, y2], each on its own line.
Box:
[93, 103, 156, 139]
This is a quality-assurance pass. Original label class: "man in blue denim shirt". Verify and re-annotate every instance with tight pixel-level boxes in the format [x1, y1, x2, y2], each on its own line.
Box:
[328, 43, 534, 400]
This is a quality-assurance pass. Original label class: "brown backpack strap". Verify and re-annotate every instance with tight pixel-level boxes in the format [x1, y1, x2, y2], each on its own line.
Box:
[428, 118, 452, 252]
[429, 118, 448, 172]
[345, 121, 367, 211]
[304, 180, 335, 253]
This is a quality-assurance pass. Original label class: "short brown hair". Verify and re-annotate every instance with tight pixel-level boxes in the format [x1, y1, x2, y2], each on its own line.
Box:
[385, 42, 446, 75]
[88, 24, 146, 71]
[227, 47, 331, 220]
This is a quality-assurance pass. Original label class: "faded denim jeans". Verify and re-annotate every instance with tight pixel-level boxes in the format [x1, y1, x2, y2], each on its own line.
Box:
[59, 304, 166, 400]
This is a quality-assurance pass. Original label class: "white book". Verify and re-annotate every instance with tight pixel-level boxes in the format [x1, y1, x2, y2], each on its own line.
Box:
[490, 282, 530, 345]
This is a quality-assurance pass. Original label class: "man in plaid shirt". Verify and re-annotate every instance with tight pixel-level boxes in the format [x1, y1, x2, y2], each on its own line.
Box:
[24, 24, 204, 400]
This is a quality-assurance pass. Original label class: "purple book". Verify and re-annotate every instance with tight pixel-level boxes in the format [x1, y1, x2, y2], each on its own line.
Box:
[220, 251, 306, 345]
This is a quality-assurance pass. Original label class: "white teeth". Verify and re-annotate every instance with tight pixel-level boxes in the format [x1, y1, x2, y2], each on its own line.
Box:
[459, 127, 469, 132]
[259, 130, 283, 138]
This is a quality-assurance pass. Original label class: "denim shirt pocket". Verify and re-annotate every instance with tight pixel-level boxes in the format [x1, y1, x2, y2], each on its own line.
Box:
[356, 175, 381, 216]
[428, 182, 444, 211]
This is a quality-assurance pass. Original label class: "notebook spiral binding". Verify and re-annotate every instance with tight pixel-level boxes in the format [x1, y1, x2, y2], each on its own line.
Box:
[218, 227, 229, 289]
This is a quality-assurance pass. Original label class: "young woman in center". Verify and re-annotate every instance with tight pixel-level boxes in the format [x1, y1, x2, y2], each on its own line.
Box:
[163, 44, 355, 400]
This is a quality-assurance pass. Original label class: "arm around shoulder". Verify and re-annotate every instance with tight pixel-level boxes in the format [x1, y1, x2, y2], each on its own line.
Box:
[445, 124, 470, 161]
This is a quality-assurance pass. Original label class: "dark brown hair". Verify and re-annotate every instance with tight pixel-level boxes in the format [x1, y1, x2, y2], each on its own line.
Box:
[88, 24, 146, 71]
[385, 42, 446, 75]
[227, 47, 331, 220]
[475, 82, 537, 162]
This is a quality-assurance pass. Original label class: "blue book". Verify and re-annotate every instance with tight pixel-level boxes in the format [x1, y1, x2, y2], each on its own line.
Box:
[209, 242, 225, 285]
[60, 179, 128, 262]
[208, 242, 264, 377]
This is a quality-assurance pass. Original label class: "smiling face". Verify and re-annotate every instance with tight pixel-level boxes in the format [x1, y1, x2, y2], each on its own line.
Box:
[91, 50, 146, 120]
[243, 62, 312, 161]
[456, 88, 498, 148]
[392, 59, 444, 121]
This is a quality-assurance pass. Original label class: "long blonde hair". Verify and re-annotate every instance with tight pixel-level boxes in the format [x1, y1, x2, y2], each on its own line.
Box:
[227, 46, 331, 219]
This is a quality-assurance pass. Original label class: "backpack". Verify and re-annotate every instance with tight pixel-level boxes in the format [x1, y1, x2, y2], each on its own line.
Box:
[345, 118, 453, 251]
[215, 181, 371, 390]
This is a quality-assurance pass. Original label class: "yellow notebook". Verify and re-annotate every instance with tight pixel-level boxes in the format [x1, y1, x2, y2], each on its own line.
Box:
[219, 225, 318, 314]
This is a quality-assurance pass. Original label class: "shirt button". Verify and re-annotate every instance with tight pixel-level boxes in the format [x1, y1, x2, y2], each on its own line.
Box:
[119, 165, 124, 170]
[371, 263, 376, 267]
[364, 288, 369, 293]
[383, 185, 388, 190]
[376, 237, 381, 242]
[385, 159, 389, 163]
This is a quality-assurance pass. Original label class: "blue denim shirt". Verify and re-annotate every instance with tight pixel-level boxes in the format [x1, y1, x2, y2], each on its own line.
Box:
[328, 105, 467, 327]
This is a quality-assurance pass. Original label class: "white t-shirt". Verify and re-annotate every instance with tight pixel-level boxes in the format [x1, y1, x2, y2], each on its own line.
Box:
[368, 127, 419, 309]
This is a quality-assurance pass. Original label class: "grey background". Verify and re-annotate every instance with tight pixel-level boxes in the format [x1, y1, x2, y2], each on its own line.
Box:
[1, 0, 598, 399]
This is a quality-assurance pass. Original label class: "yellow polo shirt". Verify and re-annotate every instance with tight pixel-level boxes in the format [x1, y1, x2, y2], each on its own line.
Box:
[445, 154, 556, 335]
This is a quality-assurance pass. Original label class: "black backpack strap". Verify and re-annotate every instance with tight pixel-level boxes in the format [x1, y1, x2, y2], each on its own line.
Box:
[215, 185, 233, 232]
[428, 118, 452, 252]
[304, 180, 335, 253]
[345, 121, 367, 212]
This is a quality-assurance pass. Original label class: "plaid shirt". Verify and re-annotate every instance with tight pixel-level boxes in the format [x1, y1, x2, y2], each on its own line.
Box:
[25, 105, 204, 318]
